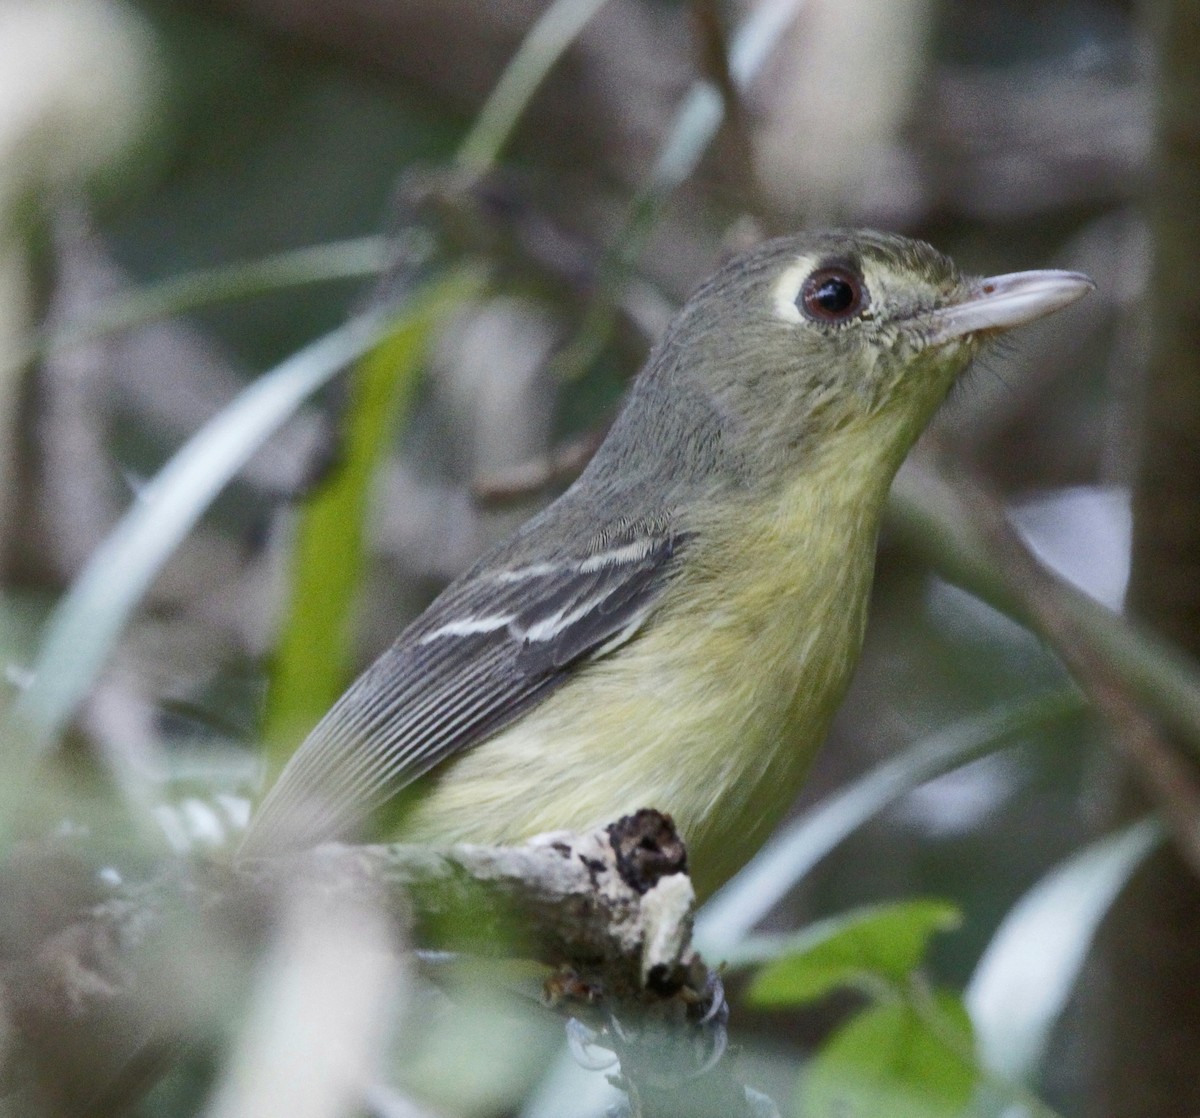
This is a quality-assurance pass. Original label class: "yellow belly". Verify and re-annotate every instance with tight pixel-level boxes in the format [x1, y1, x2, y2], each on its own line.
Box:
[399, 460, 886, 898]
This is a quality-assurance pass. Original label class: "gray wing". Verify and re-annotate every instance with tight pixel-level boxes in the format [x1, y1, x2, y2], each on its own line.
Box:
[245, 518, 687, 853]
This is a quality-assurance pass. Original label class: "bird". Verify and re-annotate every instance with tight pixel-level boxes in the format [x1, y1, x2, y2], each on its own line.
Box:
[246, 229, 1093, 897]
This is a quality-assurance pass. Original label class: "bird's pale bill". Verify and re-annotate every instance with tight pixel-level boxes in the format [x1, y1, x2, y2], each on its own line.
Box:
[927, 270, 1094, 344]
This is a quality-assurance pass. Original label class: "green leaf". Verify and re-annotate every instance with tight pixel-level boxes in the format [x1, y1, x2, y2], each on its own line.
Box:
[965, 817, 1164, 1085]
[262, 270, 483, 774]
[798, 993, 979, 1118]
[746, 900, 961, 1008]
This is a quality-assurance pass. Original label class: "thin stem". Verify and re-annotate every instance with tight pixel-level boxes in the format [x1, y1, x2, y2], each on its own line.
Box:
[455, 0, 611, 177]
[6, 235, 393, 379]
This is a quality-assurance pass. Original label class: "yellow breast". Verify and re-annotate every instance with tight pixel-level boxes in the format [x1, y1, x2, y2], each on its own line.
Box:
[399, 429, 895, 897]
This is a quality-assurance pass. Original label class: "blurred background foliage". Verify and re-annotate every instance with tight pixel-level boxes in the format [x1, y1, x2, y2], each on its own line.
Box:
[0, 0, 1197, 1116]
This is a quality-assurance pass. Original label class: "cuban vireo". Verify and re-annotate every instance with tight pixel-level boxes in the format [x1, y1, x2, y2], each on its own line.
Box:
[247, 230, 1092, 895]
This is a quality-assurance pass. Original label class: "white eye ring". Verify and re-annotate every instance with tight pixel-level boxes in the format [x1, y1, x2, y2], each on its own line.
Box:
[772, 258, 815, 322]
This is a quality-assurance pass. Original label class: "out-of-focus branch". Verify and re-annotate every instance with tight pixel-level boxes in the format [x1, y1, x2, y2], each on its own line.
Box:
[687, 0, 761, 211]
[471, 427, 606, 506]
[1093, 5, 1200, 1113]
[1127, 4, 1200, 656]
[273, 811, 700, 995]
[888, 454, 1200, 876]
[2, 812, 704, 1116]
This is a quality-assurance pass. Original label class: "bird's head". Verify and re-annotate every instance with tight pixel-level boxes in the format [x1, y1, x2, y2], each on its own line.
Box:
[646, 230, 1093, 487]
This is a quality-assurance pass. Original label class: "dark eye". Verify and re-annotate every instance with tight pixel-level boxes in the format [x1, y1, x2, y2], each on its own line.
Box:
[798, 267, 867, 323]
